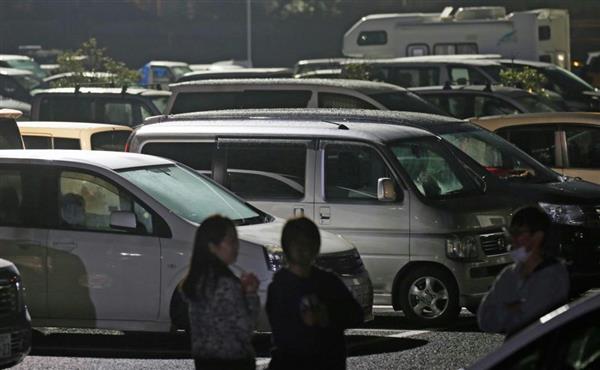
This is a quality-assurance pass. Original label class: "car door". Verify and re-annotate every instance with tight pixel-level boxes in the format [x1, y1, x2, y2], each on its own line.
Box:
[561, 124, 600, 184]
[215, 138, 316, 220]
[495, 125, 561, 174]
[46, 167, 161, 321]
[0, 164, 50, 318]
[315, 140, 409, 302]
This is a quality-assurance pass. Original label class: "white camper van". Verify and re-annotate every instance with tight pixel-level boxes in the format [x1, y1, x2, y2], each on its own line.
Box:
[343, 7, 570, 69]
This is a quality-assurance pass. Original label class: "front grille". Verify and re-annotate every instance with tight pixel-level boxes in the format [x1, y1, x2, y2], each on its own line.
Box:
[316, 250, 365, 276]
[480, 233, 507, 256]
[0, 283, 17, 316]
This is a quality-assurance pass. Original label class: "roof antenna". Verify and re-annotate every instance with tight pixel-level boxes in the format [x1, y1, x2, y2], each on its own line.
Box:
[323, 120, 349, 130]
[74, 85, 80, 94]
[121, 85, 128, 94]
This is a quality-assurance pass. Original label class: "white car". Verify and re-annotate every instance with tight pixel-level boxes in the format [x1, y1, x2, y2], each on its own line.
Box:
[468, 292, 600, 370]
[0, 150, 371, 332]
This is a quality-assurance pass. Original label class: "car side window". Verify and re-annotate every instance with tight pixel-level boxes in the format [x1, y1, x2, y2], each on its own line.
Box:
[220, 142, 307, 200]
[58, 171, 153, 235]
[23, 135, 52, 149]
[318, 93, 377, 109]
[564, 126, 600, 169]
[496, 126, 557, 167]
[385, 67, 440, 87]
[53, 138, 81, 150]
[449, 67, 489, 85]
[0, 168, 46, 227]
[141, 142, 214, 172]
[99, 101, 134, 126]
[324, 143, 393, 202]
[474, 96, 519, 117]
[445, 94, 475, 119]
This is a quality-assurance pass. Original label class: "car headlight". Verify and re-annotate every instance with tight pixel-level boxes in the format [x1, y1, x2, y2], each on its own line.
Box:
[446, 235, 480, 261]
[538, 203, 585, 226]
[263, 244, 285, 272]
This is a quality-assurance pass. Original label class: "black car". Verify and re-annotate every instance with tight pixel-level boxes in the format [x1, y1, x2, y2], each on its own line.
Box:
[0, 109, 24, 149]
[0, 259, 31, 369]
[30, 87, 170, 127]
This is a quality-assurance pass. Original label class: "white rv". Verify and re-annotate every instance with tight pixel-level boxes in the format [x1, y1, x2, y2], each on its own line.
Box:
[342, 7, 570, 69]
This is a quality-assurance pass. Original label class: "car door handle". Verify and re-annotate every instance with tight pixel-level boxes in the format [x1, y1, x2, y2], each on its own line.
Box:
[52, 241, 77, 252]
[319, 207, 331, 225]
[16, 240, 41, 249]
[294, 207, 304, 217]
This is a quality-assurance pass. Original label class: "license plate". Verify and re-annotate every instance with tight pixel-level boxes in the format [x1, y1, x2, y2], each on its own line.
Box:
[0, 333, 10, 358]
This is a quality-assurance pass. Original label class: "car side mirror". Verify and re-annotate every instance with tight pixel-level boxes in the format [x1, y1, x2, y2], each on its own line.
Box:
[377, 178, 399, 202]
[110, 211, 137, 230]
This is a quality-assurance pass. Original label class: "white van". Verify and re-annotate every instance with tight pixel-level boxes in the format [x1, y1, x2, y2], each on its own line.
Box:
[17, 121, 132, 151]
[343, 7, 570, 69]
[0, 150, 371, 332]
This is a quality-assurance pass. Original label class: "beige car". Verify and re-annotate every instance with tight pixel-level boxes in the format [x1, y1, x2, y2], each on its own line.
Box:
[17, 121, 132, 151]
[472, 112, 600, 184]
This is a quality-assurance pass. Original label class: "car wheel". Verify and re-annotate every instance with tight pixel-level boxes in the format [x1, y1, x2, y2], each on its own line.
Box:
[398, 266, 459, 326]
[170, 289, 190, 332]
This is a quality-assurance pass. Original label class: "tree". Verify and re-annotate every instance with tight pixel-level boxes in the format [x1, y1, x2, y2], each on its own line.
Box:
[52, 38, 139, 88]
[499, 67, 548, 95]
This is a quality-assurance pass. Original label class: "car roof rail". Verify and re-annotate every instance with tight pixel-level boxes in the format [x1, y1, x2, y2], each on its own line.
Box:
[323, 120, 349, 130]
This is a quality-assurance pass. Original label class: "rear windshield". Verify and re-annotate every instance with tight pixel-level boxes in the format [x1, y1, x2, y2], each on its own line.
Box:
[369, 91, 449, 116]
[0, 118, 23, 149]
[91, 130, 131, 151]
[39, 97, 94, 122]
[170, 90, 312, 114]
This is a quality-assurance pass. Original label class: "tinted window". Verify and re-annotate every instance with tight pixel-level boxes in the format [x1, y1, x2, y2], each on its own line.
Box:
[449, 67, 490, 85]
[223, 142, 306, 199]
[318, 93, 376, 109]
[0, 118, 23, 149]
[539, 26, 551, 41]
[39, 97, 94, 122]
[445, 95, 475, 119]
[0, 76, 29, 101]
[324, 143, 393, 201]
[357, 31, 387, 46]
[498, 127, 556, 167]
[377, 66, 440, 87]
[369, 91, 447, 115]
[53, 138, 81, 150]
[23, 135, 51, 149]
[0, 167, 46, 227]
[474, 96, 519, 116]
[513, 95, 557, 113]
[434, 43, 478, 55]
[565, 126, 600, 169]
[141, 142, 214, 171]
[58, 170, 153, 234]
[100, 101, 134, 125]
[91, 130, 131, 151]
[170, 90, 312, 114]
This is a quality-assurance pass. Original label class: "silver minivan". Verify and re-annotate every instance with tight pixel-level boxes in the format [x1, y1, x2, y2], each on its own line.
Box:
[0, 150, 371, 332]
[129, 114, 515, 325]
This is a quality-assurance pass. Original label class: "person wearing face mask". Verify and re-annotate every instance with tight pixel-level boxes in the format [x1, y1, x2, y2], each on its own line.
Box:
[477, 206, 570, 337]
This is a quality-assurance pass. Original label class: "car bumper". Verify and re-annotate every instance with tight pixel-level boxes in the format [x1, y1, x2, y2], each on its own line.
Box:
[340, 270, 374, 322]
[0, 313, 31, 368]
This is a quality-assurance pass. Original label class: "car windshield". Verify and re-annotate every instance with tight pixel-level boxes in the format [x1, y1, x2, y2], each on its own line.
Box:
[368, 91, 449, 116]
[543, 67, 596, 94]
[389, 137, 480, 199]
[439, 125, 560, 184]
[171, 66, 192, 79]
[119, 164, 266, 225]
[14, 74, 42, 91]
[6, 59, 46, 79]
[512, 94, 557, 113]
[151, 95, 169, 113]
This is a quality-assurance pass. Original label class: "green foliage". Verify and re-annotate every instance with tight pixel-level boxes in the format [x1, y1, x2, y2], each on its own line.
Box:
[52, 38, 139, 88]
[499, 67, 548, 95]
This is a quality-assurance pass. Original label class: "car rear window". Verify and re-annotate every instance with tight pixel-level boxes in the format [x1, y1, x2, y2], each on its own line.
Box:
[23, 135, 51, 149]
[91, 130, 131, 151]
[170, 90, 312, 114]
[54, 137, 81, 150]
[39, 96, 94, 122]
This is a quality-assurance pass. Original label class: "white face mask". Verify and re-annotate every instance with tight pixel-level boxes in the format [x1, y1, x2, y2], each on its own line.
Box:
[509, 247, 530, 264]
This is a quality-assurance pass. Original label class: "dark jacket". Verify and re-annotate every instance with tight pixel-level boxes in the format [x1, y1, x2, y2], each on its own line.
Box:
[266, 266, 363, 370]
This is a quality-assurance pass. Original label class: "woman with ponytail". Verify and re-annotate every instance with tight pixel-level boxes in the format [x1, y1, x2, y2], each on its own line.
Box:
[180, 215, 260, 370]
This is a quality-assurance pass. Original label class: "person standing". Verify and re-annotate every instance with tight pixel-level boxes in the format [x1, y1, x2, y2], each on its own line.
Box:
[478, 206, 570, 337]
[180, 215, 260, 370]
[267, 217, 364, 370]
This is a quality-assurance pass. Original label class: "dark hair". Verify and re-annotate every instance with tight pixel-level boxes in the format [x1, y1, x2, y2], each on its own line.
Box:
[510, 207, 550, 234]
[180, 215, 236, 300]
[281, 217, 321, 264]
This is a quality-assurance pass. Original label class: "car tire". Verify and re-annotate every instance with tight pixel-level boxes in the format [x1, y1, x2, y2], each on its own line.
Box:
[398, 265, 460, 327]
[170, 289, 190, 332]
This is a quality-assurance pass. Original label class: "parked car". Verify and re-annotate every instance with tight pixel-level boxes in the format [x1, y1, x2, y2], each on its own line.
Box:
[30, 87, 170, 126]
[17, 121, 132, 151]
[166, 78, 448, 116]
[472, 112, 600, 185]
[0, 150, 372, 332]
[0, 258, 31, 369]
[0, 109, 24, 149]
[139, 61, 192, 89]
[0, 54, 47, 80]
[131, 110, 518, 325]
[0, 95, 30, 120]
[177, 68, 293, 83]
[0, 68, 46, 103]
[43, 72, 116, 87]
[137, 109, 600, 295]
[412, 85, 560, 119]
[467, 292, 600, 370]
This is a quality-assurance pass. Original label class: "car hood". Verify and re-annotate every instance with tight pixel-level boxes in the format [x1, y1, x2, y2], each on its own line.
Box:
[237, 218, 355, 254]
[507, 179, 600, 205]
